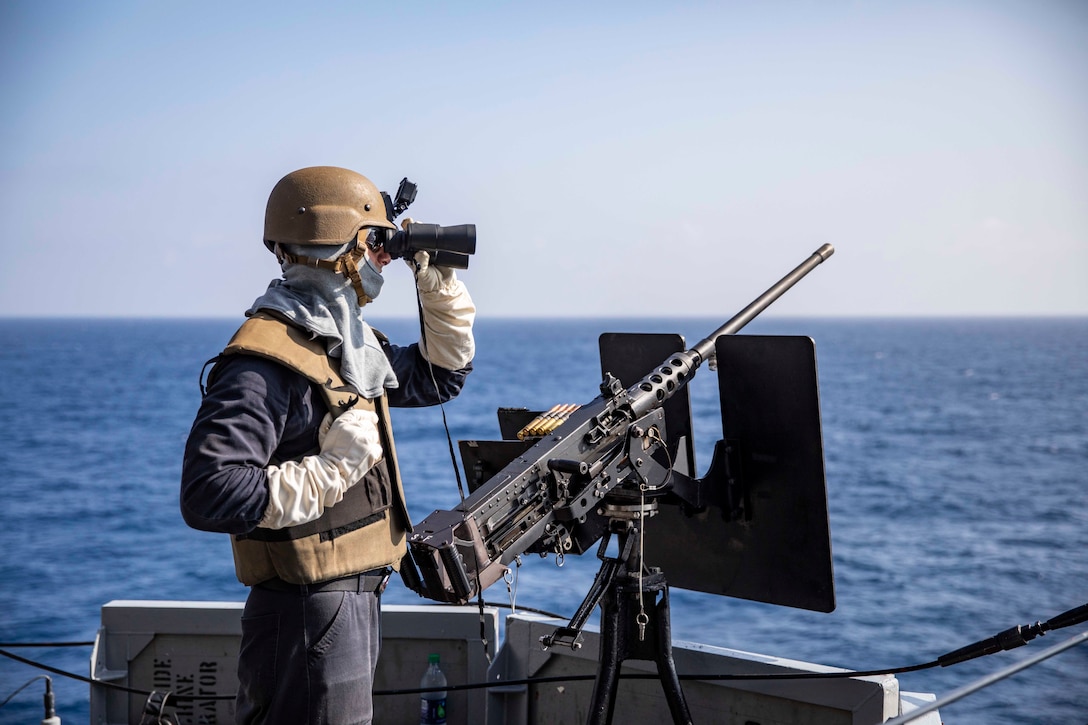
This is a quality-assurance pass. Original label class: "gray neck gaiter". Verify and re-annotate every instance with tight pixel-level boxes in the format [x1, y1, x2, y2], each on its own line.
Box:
[247, 244, 398, 398]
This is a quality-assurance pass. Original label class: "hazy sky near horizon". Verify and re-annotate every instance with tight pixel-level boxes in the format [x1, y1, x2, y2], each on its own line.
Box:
[2, 1, 1086, 319]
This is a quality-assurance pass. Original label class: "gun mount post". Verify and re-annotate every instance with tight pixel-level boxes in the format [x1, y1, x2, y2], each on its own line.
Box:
[542, 505, 692, 725]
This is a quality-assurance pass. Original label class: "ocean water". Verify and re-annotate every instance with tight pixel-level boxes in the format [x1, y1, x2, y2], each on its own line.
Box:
[0, 316, 1086, 724]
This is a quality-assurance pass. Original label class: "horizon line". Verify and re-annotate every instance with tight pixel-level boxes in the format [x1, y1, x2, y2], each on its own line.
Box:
[1, 312, 1086, 321]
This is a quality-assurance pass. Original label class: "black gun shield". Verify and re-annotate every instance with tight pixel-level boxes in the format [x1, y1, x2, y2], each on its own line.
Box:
[599, 333, 697, 478]
[459, 409, 539, 494]
[643, 335, 835, 613]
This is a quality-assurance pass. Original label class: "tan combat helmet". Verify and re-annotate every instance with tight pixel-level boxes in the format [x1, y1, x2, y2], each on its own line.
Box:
[264, 166, 396, 247]
[263, 166, 396, 306]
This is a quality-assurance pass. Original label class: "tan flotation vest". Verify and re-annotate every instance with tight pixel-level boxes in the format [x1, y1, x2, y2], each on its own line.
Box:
[215, 312, 411, 586]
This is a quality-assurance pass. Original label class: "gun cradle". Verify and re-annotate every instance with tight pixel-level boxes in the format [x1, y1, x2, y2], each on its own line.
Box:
[408, 393, 672, 604]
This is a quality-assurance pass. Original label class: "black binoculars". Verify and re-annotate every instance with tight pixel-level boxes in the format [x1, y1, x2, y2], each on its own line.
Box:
[378, 178, 477, 269]
[373, 223, 476, 270]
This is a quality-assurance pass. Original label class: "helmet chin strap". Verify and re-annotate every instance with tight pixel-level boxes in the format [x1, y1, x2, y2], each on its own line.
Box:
[273, 240, 373, 307]
[339, 246, 372, 307]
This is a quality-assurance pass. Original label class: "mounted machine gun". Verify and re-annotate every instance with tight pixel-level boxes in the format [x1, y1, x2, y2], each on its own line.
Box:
[402, 243, 835, 604]
[401, 244, 839, 724]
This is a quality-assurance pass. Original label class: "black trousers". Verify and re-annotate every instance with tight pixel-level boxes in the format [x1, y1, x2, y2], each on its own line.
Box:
[235, 583, 381, 725]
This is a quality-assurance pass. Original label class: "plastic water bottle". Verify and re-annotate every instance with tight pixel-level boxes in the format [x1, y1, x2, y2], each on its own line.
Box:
[419, 653, 448, 724]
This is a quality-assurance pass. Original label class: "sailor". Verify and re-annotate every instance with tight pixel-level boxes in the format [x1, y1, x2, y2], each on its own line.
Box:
[180, 166, 475, 724]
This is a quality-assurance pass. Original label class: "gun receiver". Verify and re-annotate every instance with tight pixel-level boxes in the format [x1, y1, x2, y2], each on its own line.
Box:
[404, 244, 835, 604]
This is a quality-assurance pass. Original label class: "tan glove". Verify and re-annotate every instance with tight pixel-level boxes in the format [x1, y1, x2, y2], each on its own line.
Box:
[409, 250, 476, 370]
[259, 408, 383, 530]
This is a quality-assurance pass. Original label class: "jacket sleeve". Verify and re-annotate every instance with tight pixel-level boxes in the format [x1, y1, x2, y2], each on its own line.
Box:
[382, 264, 475, 407]
[417, 273, 475, 371]
[381, 337, 473, 409]
[180, 355, 324, 534]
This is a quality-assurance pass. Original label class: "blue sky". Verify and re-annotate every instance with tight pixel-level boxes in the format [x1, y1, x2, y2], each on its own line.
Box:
[2, 1, 1085, 318]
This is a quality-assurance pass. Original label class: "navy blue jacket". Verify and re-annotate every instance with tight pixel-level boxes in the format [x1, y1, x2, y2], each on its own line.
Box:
[181, 334, 470, 535]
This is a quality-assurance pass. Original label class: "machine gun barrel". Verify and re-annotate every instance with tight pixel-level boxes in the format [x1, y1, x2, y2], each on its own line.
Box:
[404, 244, 835, 604]
[691, 243, 834, 362]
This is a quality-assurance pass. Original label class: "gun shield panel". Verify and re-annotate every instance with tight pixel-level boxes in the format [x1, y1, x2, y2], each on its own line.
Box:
[645, 334, 835, 613]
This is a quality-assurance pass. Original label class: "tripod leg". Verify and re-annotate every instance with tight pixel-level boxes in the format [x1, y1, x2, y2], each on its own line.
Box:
[587, 584, 623, 725]
[542, 558, 620, 649]
[652, 586, 693, 725]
